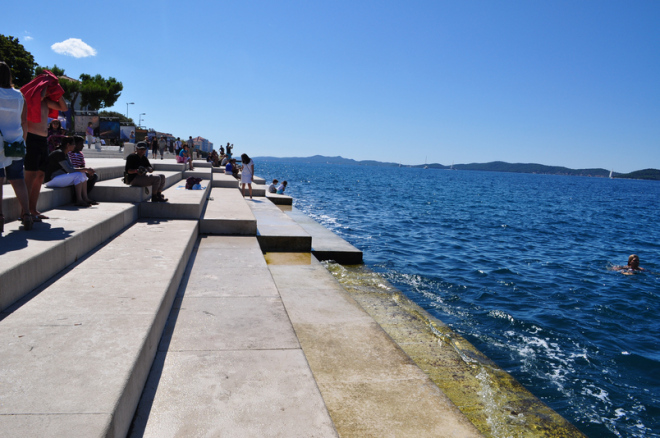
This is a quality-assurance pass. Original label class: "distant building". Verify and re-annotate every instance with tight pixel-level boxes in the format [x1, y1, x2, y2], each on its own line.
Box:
[193, 136, 213, 153]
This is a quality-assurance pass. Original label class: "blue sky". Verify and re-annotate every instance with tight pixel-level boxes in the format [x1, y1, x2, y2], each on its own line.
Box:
[6, 0, 659, 172]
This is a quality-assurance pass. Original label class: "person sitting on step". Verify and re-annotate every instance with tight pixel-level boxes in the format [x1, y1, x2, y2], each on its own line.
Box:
[125, 142, 168, 202]
[44, 136, 97, 207]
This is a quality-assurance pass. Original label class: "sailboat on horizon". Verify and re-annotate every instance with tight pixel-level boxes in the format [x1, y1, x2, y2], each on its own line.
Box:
[424, 156, 428, 169]
[609, 169, 613, 179]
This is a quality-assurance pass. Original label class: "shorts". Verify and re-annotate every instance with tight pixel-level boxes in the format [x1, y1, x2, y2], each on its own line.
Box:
[24, 133, 49, 172]
[45, 172, 88, 188]
[0, 159, 25, 180]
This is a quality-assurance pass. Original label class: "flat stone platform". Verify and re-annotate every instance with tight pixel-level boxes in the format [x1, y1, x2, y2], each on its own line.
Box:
[200, 188, 257, 235]
[247, 198, 311, 252]
[285, 206, 363, 264]
[130, 238, 482, 437]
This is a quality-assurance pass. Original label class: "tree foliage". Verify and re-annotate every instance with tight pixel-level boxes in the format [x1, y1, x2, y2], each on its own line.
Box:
[35, 64, 65, 77]
[79, 74, 123, 110]
[0, 34, 36, 87]
[99, 110, 134, 124]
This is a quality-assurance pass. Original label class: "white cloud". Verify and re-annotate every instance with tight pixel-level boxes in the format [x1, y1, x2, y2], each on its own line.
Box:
[24, 36, 33, 42]
[51, 38, 97, 58]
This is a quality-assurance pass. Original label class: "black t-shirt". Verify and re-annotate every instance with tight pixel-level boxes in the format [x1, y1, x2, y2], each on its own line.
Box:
[44, 149, 68, 182]
[125, 153, 151, 183]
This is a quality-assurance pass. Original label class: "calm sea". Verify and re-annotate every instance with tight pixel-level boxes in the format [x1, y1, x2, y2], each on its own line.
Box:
[258, 161, 659, 437]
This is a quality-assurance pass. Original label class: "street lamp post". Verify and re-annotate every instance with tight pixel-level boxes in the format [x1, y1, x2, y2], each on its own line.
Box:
[126, 102, 135, 118]
[139, 113, 146, 128]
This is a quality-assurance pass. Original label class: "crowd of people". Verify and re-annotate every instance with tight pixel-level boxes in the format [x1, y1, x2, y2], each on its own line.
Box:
[1, 65, 294, 234]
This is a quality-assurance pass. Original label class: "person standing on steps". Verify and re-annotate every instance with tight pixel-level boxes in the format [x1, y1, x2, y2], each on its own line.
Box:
[86, 122, 94, 149]
[240, 153, 254, 199]
[0, 61, 33, 231]
[125, 142, 168, 203]
[20, 70, 68, 222]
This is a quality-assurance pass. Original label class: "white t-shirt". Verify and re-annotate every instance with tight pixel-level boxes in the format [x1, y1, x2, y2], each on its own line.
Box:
[0, 87, 25, 167]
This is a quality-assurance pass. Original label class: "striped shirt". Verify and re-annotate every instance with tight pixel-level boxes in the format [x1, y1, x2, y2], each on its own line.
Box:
[68, 151, 85, 168]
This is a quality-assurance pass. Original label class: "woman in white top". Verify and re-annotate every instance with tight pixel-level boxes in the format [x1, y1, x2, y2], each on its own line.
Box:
[0, 61, 32, 231]
[240, 153, 254, 199]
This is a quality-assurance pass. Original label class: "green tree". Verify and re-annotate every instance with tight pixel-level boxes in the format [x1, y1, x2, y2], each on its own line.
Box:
[35, 64, 65, 77]
[79, 74, 123, 110]
[0, 34, 36, 87]
[98, 110, 134, 125]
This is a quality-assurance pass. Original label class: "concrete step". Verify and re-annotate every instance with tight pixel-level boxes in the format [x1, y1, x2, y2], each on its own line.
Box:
[1, 160, 126, 223]
[0, 219, 198, 438]
[247, 198, 311, 252]
[152, 160, 186, 172]
[0, 202, 138, 312]
[266, 192, 293, 205]
[285, 207, 363, 264]
[191, 160, 211, 168]
[130, 236, 337, 437]
[92, 171, 183, 203]
[211, 172, 239, 188]
[183, 168, 212, 181]
[200, 187, 257, 235]
[238, 183, 266, 198]
[266, 254, 483, 438]
[139, 183, 211, 220]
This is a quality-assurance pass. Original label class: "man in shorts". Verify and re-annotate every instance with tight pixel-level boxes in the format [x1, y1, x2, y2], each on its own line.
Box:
[125, 142, 168, 203]
[21, 71, 68, 220]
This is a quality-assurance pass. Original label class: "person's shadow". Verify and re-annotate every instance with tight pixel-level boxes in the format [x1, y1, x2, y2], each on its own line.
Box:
[0, 222, 75, 256]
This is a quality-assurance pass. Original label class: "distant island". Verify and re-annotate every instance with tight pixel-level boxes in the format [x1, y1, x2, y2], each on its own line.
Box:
[254, 155, 660, 181]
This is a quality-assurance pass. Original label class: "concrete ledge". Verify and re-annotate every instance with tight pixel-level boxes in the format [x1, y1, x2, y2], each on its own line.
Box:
[247, 199, 311, 252]
[268, 257, 483, 437]
[0, 202, 138, 312]
[200, 188, 257, 235]
[131, 236, 337, 436]
[286, 207, 363, 264]
[211, 172, 239, 188]
[152, 160, 186, 172]
[0, 220, 198, 438]
[93, 171, 182, 203]
[266, 192, 293, 205]
[183, 168, 212, 181]
[139, 183, 210, 219]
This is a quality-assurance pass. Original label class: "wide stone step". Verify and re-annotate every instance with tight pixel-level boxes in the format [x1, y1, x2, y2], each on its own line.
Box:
[129, 236, 336, 437]
[0, 202, 137, 312]
[0, 220, 198, 438]
[285, 207, 363, 264]
[265, 192, 293, 205]
[247, 198, 311, 252]
[266, 255, 483, 438]
[92, 171, 182, 203]
[139, 182, 211, 220]
[211, 172, 239, 188]
[1, 160, 125, 223]
[200, 187, 257, 235]
[183, 168, 213, 181]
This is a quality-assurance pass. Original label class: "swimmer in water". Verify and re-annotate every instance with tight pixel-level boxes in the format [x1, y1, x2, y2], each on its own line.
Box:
[613, 254, 646, 274]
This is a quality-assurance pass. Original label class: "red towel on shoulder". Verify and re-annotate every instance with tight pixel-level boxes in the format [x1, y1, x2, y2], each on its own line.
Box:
[20, 71, 65, 123]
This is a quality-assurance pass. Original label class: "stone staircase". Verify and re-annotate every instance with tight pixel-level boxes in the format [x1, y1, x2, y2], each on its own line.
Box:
[0, 158, 367, 438]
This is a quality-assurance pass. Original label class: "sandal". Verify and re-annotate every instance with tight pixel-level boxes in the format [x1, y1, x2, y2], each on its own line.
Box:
[87, 200, 99, 205]
[22, 214, 33, 231]
[75, 202, 91, 208]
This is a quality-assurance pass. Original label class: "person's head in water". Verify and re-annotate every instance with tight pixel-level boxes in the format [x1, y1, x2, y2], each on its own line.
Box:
[628, 254, 641, 270]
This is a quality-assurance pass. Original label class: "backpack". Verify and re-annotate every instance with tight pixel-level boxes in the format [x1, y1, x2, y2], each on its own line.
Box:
[185, 177, 202, 190]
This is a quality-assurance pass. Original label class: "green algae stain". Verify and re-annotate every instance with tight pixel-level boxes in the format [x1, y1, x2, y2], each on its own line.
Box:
[322, 262, 586, 438]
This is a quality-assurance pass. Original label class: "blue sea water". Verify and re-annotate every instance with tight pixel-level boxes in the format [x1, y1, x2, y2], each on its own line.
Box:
[258, 161, 660, 438]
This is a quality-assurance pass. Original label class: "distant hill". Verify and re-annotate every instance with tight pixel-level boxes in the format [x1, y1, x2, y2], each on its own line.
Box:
[254, 156, 660, 180]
